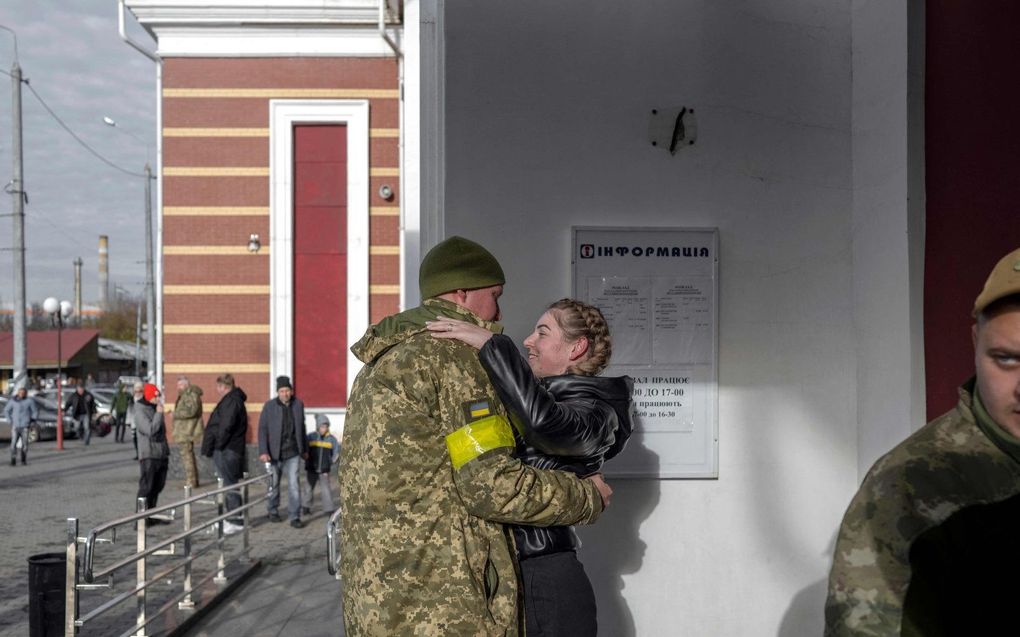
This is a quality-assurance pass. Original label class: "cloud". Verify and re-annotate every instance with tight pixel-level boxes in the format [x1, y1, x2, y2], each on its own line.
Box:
[0, 1, 154, 302]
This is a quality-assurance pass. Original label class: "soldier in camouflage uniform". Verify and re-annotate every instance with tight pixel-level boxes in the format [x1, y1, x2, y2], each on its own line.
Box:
[340, 236, 609, 637]
[172, 376, 204, 488]
[825, 247, 1020, 636]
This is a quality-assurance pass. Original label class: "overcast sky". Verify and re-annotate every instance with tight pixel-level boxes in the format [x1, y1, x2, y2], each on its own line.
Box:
[0, 1, 156, 308]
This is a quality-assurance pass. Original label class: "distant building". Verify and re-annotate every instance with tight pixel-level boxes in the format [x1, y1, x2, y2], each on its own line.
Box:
[0, 330, 146, 392]
[0, 330, 99, 392]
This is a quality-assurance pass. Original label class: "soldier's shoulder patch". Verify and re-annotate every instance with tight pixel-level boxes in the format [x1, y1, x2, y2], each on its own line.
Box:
[462, 398, 492, 423]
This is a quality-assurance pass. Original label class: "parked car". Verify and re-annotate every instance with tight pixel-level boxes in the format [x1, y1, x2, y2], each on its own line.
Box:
[116, 376, 143, 388]
[29, 403, 79, 443]
[0, 396, 10, 442]
[35, 387, 114, 426]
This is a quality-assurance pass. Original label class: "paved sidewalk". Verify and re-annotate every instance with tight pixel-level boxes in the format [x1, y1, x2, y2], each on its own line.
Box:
[184, 527, 344, 637]
[0, 432, 344, 636]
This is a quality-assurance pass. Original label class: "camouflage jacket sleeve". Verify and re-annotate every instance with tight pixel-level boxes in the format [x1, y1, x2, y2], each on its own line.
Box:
[374, 331, 604, 528]
[455, 448, 604, 526]
[429, 337, 603, 527]
[825, 466, 913, 636]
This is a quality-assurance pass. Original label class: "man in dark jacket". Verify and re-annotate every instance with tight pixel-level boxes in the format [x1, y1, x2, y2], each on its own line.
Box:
[64, 383, 98, 445]
[204, 373, 248, 534]
[257, 375, 308, 527]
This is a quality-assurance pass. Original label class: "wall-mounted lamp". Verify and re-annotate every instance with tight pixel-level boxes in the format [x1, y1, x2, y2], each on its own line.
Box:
[247, 233, 261, 253]
[648, 106, 697, 155]
[378, 184, 394, 201]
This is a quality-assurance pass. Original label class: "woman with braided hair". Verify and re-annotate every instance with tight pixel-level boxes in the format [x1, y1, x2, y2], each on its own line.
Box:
[427, 298, 634, 637]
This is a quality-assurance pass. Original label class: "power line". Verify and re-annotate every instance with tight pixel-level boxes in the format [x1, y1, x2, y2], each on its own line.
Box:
[0, 67, 148, 179]
[21, 208, 91, 252]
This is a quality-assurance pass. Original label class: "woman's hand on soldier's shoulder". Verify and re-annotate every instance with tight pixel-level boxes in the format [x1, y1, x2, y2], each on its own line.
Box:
[425, 317, 495, 350]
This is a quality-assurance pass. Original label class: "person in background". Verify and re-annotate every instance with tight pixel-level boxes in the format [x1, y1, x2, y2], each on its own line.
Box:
[5, 386, 38, 466]
[64, 382, 97, 445]
[428, 298, 634, 637]
[172, 376, 204, 489]
[257, 375, 308, 528]
[204, 373, 248, 535]
[128, 381, 143, 459]
[302, 414, 340, 515]
[826, 247, 1020, 635]
[111, 383, 131, 443]
[134, 383, 170, 524]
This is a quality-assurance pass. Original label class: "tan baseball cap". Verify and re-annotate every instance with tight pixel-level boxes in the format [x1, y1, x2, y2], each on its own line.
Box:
[973, 247, 1020, 317]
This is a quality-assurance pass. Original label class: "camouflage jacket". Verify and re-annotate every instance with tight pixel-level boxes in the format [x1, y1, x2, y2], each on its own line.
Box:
[339, 298, 604, 637]
[825, 380, 1020, 635]
[172, 385, 204, 444]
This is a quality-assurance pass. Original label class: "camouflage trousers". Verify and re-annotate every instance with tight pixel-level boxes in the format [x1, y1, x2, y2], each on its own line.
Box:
[179, 441, 200, 488]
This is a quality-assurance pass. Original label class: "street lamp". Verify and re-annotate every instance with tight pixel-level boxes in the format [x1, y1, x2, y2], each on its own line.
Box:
[42, 297, 73, 450]
[103, 115, 156, 380]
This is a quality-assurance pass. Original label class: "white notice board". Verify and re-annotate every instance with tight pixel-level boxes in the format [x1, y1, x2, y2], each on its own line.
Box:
[572, 227, 719, 479]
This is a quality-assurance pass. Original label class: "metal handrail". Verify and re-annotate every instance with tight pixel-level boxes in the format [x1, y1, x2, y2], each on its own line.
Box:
[66, 465, 277, 636]
[77, 538, 223, 625]
[82, 468, 273, 583]
[326, 506, 342, 578]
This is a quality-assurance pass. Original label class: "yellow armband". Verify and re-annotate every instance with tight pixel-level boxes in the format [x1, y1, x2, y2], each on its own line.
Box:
[445, 415, 515, 470]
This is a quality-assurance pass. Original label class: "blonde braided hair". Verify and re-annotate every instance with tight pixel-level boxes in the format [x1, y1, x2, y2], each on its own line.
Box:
[547, 298, 612, 376]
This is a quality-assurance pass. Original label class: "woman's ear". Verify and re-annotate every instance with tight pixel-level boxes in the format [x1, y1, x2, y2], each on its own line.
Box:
[569, 336, 590, 361]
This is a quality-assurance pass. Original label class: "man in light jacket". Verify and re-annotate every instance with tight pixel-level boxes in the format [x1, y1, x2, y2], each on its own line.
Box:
[4, 386, 38, 466]
[258, 375, 308, 528]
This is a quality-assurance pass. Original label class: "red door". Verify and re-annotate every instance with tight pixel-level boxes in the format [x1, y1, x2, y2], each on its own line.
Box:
[293, 125, 347, 407]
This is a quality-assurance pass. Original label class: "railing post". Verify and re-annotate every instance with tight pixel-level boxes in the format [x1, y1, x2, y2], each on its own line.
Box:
[134, 497, 148, 637]
[66, 518, 79, 636]
[179, 485, 194, 610]
[241, 472, 251, 561]
[214, 478, 226, 584]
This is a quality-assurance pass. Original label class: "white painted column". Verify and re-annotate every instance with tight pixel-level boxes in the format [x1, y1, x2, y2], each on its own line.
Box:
[851, 0, 926, 479]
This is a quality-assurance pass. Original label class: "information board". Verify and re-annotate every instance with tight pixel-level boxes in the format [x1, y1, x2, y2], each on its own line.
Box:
[573, 227, 719, 478]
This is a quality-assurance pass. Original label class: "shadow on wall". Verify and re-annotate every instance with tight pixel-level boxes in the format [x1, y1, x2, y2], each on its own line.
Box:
[576, 436, 660, 637]
[778, 577, 827, 637]
[778, 531, 838, 636]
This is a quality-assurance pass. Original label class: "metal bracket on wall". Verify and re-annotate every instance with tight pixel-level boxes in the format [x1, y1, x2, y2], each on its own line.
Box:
[648, 107, 698, 155]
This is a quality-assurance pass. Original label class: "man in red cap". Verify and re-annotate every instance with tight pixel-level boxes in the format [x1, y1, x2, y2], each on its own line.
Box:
[133, 383, 170, 523]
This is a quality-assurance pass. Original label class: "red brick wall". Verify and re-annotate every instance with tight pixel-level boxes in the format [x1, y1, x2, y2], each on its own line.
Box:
[160, 57, 400, 438]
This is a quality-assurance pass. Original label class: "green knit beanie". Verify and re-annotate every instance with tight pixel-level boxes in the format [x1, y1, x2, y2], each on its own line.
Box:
[419, 236, 506, 299]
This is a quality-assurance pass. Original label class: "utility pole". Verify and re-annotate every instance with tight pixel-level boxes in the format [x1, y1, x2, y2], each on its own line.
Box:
[135, 299, 142, 378]
[144, 164, 155, 378]
[9, 59, 27, 390]
[73, 257, 83, 325]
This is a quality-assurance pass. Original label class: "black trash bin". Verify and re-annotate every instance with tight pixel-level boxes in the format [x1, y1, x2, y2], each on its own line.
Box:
[27, 552, 65, 637]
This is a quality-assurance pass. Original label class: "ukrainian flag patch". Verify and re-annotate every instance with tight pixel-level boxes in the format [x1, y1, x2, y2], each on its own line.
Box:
[464, 399, 492, 421]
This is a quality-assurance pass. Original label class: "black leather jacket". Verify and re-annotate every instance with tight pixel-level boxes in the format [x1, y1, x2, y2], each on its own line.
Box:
[478, 334, 634, 559]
